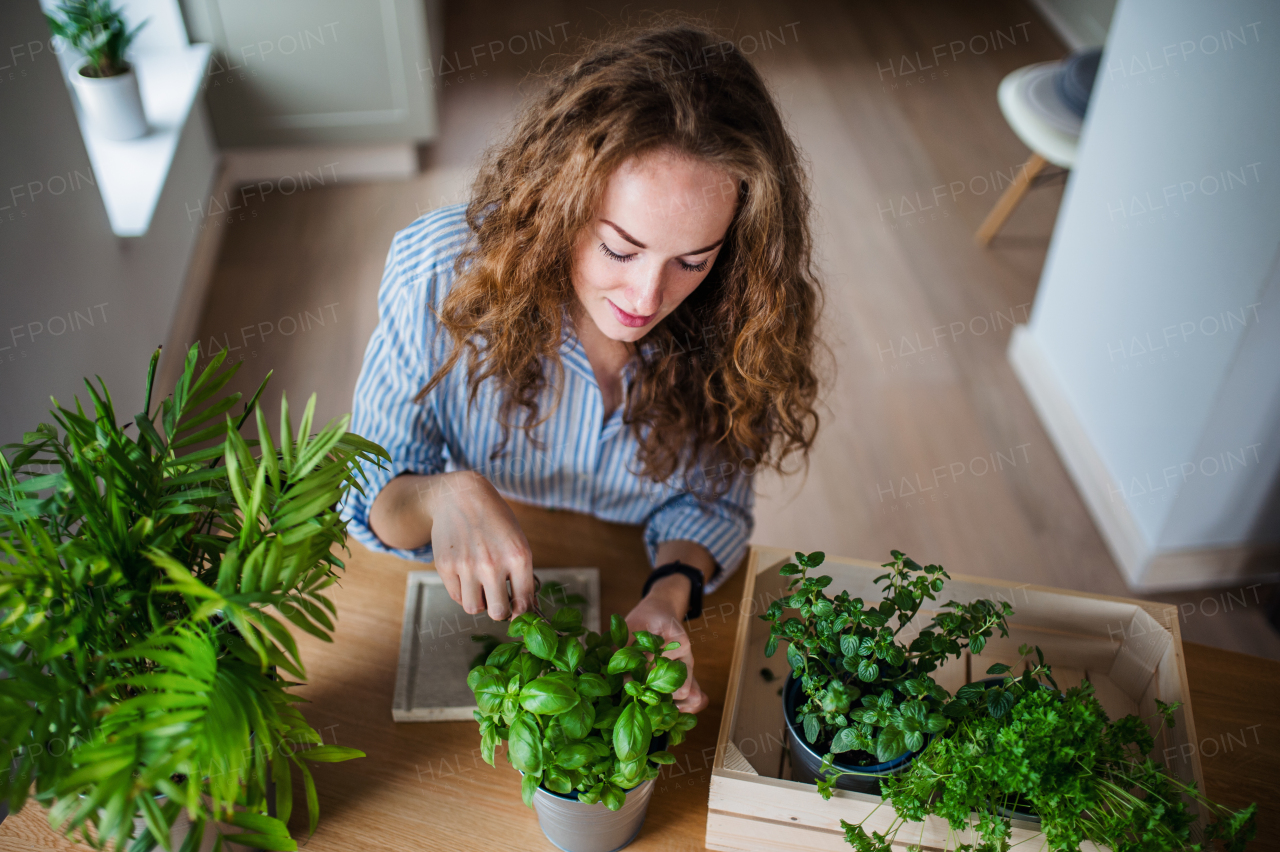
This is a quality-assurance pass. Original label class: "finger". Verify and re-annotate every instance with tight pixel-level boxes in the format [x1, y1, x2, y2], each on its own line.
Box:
[675, 676, 708, 713]
[481, 567, 512, 622]
[509, 565, 537, 618]
[459, 571, 486, 615]
[436, 562, 462, 605]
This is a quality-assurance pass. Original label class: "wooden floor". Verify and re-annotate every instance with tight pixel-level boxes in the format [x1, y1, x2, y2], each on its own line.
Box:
[189, 0, 1280, 660]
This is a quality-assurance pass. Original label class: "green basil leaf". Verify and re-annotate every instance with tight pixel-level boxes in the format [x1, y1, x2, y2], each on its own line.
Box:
[602, 783, 625, 812]
[645, 657, 687, 694]
[474, 675, 508, 716]
[607, 646, 647, 675]
[468, 665, 500, 692]
[550, 606, 584, 633]
[508, 612, 537, 638]
[612, 702, 651, 762]
[519, 677, 580, 715]
[577, 673, 611, 697]
[486, 643, 520, 668]
[633, 631, 660, 653]
[521, 770, 540, 807]
[556, 743, 596, 770]
[509, 715, 543, 773]
[560, 697, 596, 740]
[524, 620, 558, 660]
[593, 704, 623, 730]
[609, 614, 629, 648]
[648, 750, 677, 765]
[544, 766, 572, 794]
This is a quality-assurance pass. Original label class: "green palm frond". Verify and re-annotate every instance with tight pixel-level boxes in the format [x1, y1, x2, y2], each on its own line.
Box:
[0, 343, 389, 850]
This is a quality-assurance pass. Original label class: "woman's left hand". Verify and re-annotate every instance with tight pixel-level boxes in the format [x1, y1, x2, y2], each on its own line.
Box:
[624, 575, 708, 714]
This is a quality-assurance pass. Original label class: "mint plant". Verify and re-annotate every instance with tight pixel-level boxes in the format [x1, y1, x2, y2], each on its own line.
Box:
[843, 647, 1258, 852]
[761, 551, 1012, 775]
[468, 609, 697, 811]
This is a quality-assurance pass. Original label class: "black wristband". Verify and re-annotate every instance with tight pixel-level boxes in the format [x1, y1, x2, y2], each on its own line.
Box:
[641, 560, 706, 621]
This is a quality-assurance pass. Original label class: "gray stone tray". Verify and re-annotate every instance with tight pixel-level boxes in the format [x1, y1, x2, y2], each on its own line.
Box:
[392, 568, 600, 722]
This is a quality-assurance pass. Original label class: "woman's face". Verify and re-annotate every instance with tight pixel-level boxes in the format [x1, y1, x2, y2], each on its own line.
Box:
[571, 149, 738, 343]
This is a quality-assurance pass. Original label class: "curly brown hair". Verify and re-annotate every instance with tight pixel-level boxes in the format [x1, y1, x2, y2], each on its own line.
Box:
[417, 20, 823, 497]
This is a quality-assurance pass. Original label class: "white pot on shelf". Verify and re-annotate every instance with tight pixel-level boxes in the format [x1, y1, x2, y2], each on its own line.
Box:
[70, 61, 148, 141]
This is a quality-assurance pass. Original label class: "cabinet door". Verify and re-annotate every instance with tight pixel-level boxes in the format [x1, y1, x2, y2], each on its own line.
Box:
[181, 0, 437, 146]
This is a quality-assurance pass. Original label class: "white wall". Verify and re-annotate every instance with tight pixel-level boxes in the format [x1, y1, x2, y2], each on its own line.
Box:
[0, 0, 219, 445]
[1012, 0, 1280, 588]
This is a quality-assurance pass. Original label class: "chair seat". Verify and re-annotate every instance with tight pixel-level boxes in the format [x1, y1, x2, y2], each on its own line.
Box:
[998, 62, 1080, 169]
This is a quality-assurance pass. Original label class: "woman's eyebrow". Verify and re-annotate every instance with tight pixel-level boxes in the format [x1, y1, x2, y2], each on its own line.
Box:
[600, 219, 724, 255]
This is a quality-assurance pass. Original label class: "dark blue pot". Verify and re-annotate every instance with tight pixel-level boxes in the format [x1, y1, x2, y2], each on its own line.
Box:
[783, 675, 919, 794]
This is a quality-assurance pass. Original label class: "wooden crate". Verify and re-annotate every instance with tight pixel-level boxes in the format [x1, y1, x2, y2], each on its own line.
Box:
[706, 546, 1202, 852]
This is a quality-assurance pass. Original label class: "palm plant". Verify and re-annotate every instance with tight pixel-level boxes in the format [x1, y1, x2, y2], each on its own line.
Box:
[0, 344, 388, 851]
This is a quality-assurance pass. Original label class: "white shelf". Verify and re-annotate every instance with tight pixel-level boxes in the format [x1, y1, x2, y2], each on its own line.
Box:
[75, 45, 211, 238]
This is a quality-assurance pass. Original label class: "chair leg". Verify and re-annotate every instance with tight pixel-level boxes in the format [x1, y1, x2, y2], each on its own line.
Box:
[975, 153, 1048, 246]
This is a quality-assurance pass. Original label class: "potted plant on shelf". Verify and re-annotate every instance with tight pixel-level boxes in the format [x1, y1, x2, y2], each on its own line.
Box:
[760, 551, 1013, 794]
[45, 0, 149, 140]
[840, 648, 1259, 852]
[468, 608, 697, 852]
[0, 344, 389, 851]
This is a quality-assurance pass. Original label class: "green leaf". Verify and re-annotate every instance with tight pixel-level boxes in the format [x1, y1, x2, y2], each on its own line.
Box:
[607, 646, 647, 675]
[830, 727, 859, 754]
[577, 673, 611, 697]
[609, 614, 629, 648]
[633, 631, 660, 653]
[602, 784, 625, 812]
[509, 714, 543, 773]
[857, 659, 879, 682]
[521, 770, 539, 807]
[297, 745, 364, 763]
[985, 662, 1012, 675]
[560, 697, 596, 740]
[519, 678, 580, 716]
[556, 743, 596, 770]
[550, 606, 583, 633]
[645, 657, 687, 694]
[612, 702, 652, 762]
[986, 688, 1015, 719]
[524, 620, 558, 660]
[803, 713, 820, 744]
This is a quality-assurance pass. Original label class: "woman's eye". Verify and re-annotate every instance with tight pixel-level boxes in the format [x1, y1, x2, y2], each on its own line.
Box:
[679, 257, 710, 273]
[599, 242, 635, 263]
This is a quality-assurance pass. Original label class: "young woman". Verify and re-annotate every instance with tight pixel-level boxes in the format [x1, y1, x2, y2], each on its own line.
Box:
[343, 22, 821, 713]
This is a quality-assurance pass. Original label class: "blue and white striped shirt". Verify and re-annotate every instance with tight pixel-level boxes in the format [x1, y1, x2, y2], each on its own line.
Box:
[340, 204, 754, 592]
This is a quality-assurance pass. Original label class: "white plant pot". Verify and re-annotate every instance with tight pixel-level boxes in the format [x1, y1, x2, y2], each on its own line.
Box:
[70, 62, 148, 141]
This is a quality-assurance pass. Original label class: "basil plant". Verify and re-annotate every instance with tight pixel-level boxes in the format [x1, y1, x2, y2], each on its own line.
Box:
[762, 551, 1013, 778]
[467, 610, 697, 811]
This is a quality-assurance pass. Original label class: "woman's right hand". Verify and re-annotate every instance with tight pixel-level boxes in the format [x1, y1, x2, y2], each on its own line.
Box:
[369, 470, 536, 621]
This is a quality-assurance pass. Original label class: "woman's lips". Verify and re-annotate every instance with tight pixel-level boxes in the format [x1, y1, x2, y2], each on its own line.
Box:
[607, 299, 655, 328]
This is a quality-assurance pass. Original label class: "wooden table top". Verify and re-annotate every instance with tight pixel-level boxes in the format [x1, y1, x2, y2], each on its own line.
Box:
[3, 501, 1277, 851]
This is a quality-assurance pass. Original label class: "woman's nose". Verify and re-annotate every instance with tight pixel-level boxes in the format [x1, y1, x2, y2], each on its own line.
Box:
[628, 263, 665, 315]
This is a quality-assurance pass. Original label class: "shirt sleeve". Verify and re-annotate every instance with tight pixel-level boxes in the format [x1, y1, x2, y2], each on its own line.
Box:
[340, 227, 449, 563]
[643, 468, 756, 595]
